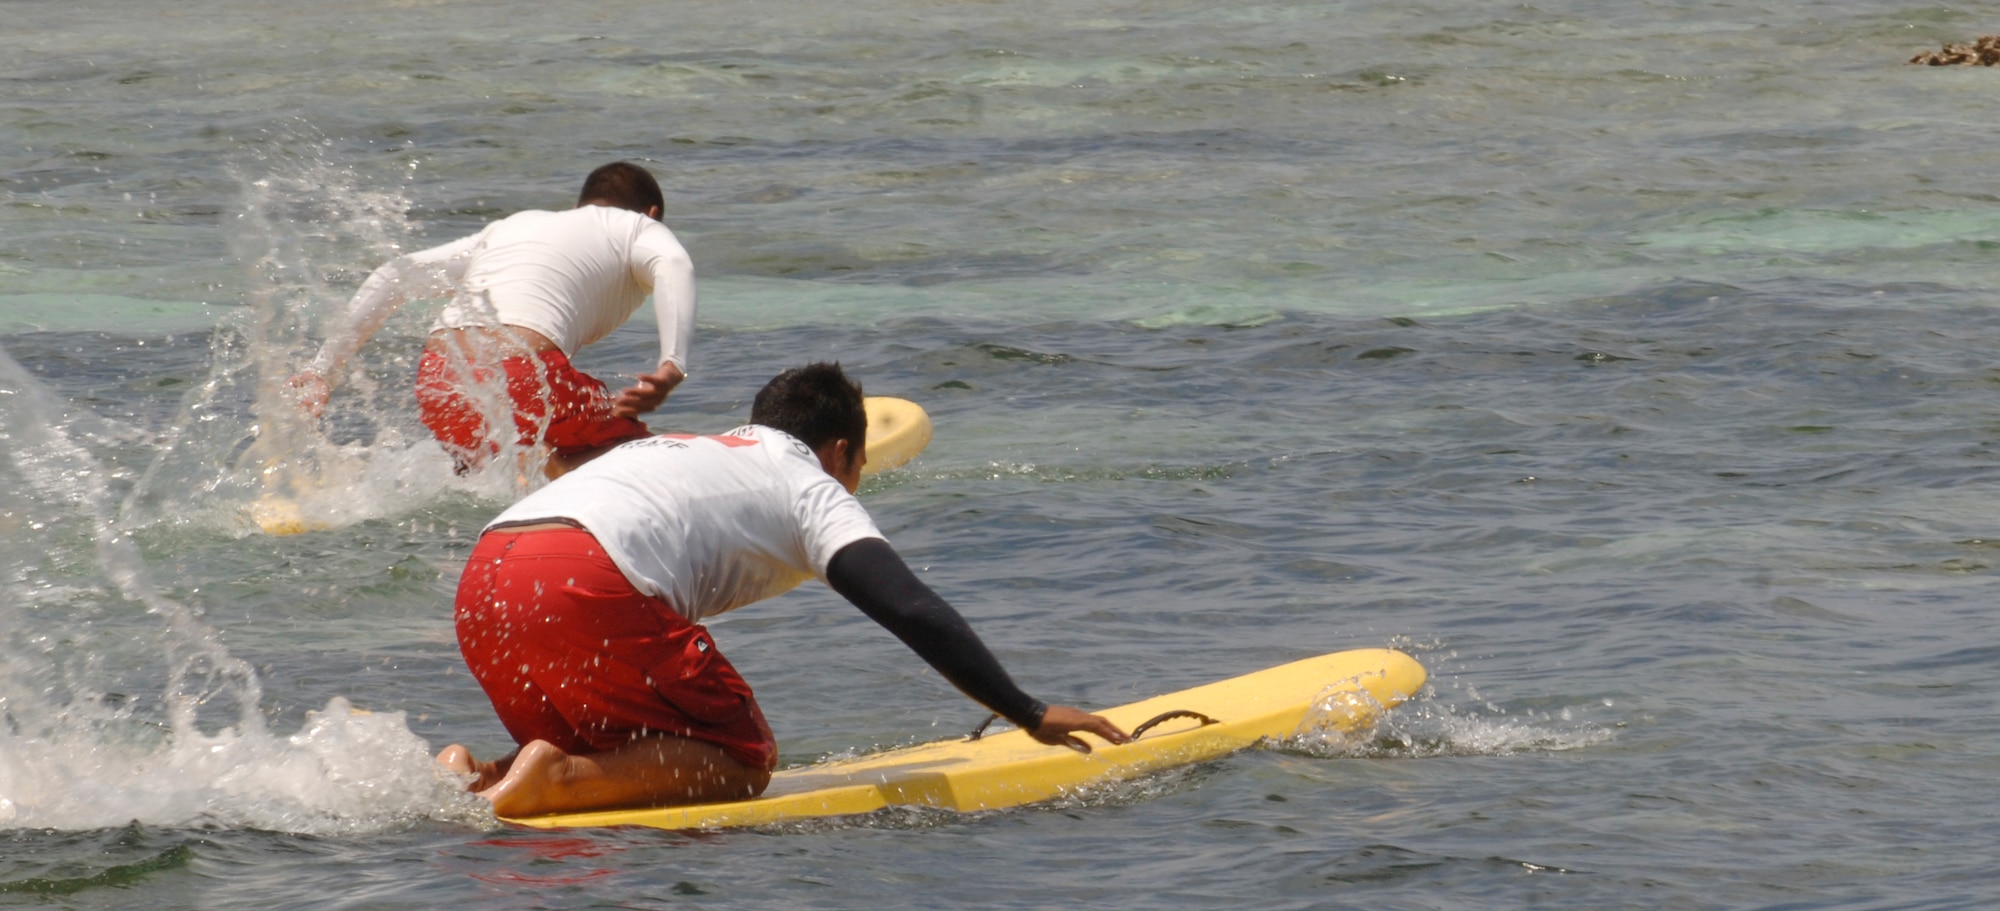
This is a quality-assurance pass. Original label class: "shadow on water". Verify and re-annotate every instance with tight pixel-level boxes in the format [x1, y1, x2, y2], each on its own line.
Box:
[0, 824, 197, 897]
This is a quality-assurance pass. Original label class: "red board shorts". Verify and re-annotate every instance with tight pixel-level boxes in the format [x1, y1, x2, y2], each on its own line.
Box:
[453, 526, 778, 772]
[416, 346, 652, 471]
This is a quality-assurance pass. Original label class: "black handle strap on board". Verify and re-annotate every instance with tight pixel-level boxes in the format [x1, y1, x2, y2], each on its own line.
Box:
[1128, 709, 1220, 740]
[965, 713, 1003, 742]
[966, 708, 1221, 743]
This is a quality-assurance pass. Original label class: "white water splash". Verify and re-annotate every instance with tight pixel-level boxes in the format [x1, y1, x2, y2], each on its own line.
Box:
[0, 696, 486, 834]
[120, 141, 537, 537]
[0, 343, 487, 834]
[1287, 682, 1616, 760]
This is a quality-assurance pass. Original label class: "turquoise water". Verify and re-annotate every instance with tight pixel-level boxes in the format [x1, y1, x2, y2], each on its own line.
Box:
[5, 0, 2000, 907]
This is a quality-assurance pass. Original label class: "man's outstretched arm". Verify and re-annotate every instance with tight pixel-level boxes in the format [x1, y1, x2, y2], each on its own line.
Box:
[825, 537, 1129, 752]
[291, 233, 482, 415]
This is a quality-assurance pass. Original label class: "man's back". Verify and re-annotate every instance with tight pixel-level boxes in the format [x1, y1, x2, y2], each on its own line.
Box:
[446, 205, 688, 356]
[489, 425, 883, 622]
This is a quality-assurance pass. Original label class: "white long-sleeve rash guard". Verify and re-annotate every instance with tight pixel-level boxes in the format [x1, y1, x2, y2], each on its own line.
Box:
[307, 205, 696, 379]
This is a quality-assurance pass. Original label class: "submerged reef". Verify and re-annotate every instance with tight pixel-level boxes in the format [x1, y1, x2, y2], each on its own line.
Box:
[1910, 35, 2000, 65]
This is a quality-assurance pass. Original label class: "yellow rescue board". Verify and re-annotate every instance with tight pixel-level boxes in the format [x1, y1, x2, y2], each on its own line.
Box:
[503, 647, 1425, 831]
[252, 396, 935, 535]
[860, 396, 932, 476]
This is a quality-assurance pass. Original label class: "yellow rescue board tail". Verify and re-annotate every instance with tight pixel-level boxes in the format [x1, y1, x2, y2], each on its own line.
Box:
[860, 396, 931, 476]
[504, 647, 1425, 831]
[250, 494, 327, 537]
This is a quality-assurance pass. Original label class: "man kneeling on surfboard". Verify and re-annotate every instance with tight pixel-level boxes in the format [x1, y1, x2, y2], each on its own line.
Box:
[437, 363, 1128, 817]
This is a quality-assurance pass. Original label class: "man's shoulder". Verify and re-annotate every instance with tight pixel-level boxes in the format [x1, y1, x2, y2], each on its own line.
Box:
[497, 208, 565, 224]
[721, 426, 849, 498]
[735, 424, 817, 462]
[493, 207, 625, 232]
[479, 208, 567, 241]
[564, 205, 680, 251]
[566, 204, 655, 228]
[611, 425, 810, 470]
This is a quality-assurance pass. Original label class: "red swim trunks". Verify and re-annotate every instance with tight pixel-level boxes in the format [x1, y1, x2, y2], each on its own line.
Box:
[415, 346, 652, 471]
[453, 526, 778, 772]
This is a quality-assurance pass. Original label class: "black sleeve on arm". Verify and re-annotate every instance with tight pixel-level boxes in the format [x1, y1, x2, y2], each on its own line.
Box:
[825, 537, 1049, 733]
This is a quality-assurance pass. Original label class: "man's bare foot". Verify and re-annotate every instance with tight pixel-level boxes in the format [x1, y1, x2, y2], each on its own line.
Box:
[435, 744, 508, 791]
[437, 744, 474, 774]
[475, 740, 572, 818]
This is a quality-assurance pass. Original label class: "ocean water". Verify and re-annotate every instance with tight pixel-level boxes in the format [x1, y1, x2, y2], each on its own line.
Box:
[5, 0, 2000, 907]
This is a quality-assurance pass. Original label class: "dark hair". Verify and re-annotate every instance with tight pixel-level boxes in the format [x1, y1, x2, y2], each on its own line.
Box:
[751, 362, 866, 452]
[578, 161, 665, 216]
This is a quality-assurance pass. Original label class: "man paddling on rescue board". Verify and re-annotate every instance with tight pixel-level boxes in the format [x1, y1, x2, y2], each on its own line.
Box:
[290, 161, 693, 478]
[438, 363, 1128, 817]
